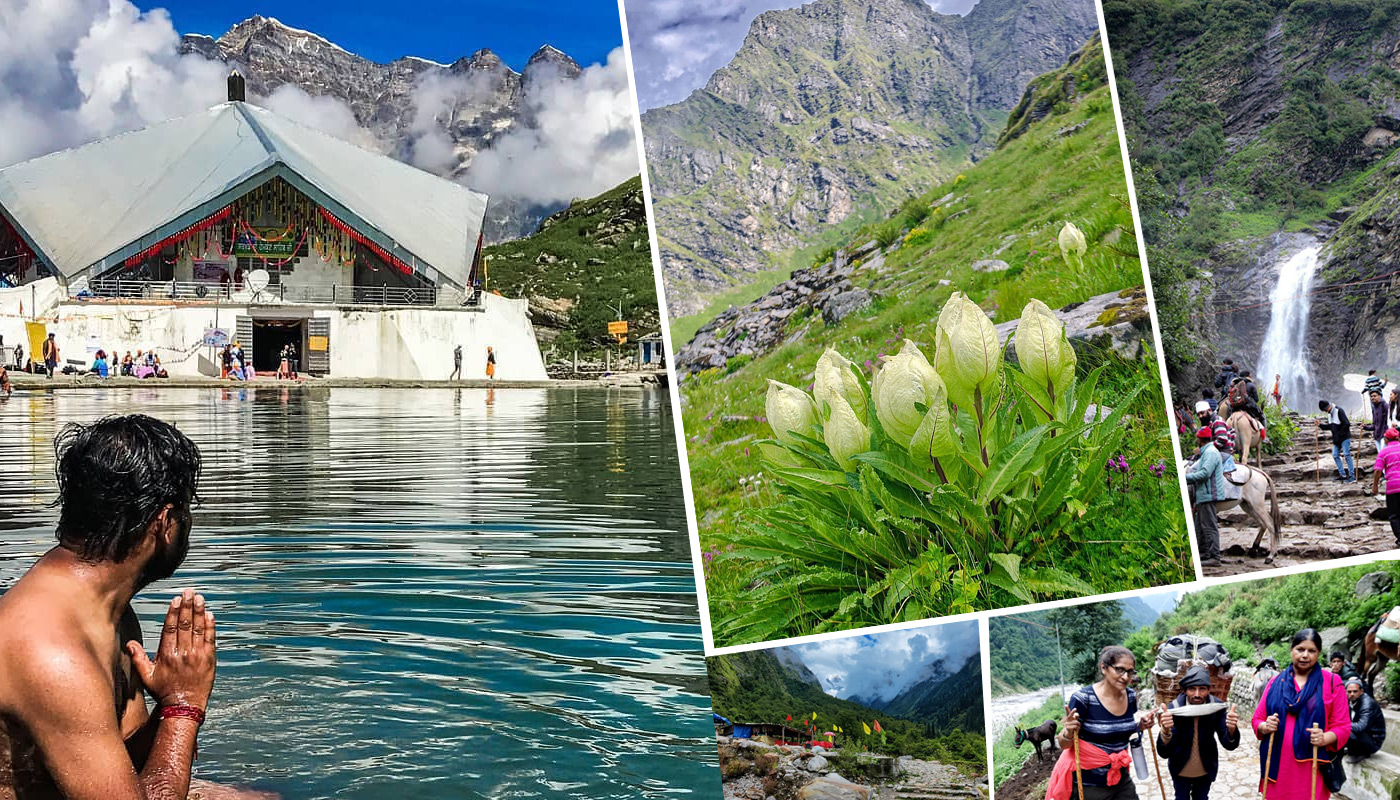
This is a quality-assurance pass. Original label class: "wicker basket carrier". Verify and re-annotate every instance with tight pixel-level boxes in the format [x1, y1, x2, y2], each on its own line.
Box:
[1153, 660, 1234, 704]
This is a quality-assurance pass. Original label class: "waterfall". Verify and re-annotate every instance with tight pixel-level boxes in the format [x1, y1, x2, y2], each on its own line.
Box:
[1257, 245, 1320, 411]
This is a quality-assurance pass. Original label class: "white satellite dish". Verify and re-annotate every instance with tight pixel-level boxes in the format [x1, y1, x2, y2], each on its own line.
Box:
[246, 269, 270, 293]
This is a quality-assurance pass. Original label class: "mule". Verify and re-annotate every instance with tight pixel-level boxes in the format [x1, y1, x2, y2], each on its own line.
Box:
[1228, 411, 1264, 466]
[1014, 719, 1057, 761]
[1214, 464, 1282, 564]
[1250, 660, 1279, 710]
[1362, 614, 1399, 693]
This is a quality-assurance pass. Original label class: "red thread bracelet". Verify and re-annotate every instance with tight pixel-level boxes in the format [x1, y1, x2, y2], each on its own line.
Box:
[159, 704, 207, 726]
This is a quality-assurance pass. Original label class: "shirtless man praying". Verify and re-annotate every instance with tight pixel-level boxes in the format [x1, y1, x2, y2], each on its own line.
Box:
[0, 414, 267, 799]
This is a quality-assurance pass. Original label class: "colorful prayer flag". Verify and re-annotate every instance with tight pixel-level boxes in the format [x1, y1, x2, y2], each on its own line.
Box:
[862, 721, 871, 735]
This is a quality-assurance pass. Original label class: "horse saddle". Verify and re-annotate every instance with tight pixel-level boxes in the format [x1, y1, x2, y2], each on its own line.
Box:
[1225, 465, 1253, 486]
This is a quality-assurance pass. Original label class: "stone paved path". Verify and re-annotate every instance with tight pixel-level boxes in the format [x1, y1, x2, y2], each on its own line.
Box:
[1206, 410, 1399, 577]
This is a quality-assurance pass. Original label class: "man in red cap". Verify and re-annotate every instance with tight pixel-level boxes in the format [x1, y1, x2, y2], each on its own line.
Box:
[1184, 426, 1226, 567]
[1370, 427, 1400, 546]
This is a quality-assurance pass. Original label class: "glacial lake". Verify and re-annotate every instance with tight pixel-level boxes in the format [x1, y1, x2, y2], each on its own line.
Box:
[0, 387, 720, 799]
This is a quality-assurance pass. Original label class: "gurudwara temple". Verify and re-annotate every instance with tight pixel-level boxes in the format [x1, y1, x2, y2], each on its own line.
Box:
[0, 72, 546, 380]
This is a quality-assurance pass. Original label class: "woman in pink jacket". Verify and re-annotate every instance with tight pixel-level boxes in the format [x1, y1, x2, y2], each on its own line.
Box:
[1253, 628, 1349, 799]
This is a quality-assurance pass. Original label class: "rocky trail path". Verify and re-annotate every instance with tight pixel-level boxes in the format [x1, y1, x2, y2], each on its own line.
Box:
[1209, 410, 1397, 577]
[877, 758, 981, 800]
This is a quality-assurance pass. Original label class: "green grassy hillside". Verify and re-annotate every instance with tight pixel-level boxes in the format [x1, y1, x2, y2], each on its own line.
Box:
[690, 38, 1191, 644]
[708, 649, 987, 769]
[482, 176, 655, 353]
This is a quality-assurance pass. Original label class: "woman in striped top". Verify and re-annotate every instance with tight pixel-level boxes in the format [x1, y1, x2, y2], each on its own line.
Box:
[1057, 646, 1158, 799]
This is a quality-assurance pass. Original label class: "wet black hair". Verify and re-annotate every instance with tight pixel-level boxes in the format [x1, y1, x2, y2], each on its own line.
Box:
[1291, 629, 1324, 651]
[1098, 645, 1134, 670]
[53, 414, 201, 563]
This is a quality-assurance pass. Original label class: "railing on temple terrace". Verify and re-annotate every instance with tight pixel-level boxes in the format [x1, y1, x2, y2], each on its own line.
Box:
[75, 279, 486, 308]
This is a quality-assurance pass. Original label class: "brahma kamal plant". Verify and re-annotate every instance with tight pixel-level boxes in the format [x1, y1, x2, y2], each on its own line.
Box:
[725, 292, 1141, 643]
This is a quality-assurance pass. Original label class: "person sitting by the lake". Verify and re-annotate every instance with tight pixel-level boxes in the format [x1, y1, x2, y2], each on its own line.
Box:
[1184, 427, 1226, 568]
[1369, 429, 1400, 546]
[1253, 628, 1349, 800]
[1345, 677, 1386, 761]
[1156, 665, 1239, 800]
[91, 350, 109, 378]
[0, 414, 274, 800]
[122, 351, 134, 377]
[152, 354, 168, 379]
[1050, 645, 1157, 800]
[1318, 400, 1355, 483]
[1202, 389, 1218, 416]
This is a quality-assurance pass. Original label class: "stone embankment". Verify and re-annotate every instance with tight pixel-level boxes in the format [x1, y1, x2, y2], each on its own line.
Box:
[716, 736, 986, 800]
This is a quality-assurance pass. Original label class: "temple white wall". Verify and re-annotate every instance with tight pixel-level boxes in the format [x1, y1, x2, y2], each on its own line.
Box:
[0, 280, 547, 381]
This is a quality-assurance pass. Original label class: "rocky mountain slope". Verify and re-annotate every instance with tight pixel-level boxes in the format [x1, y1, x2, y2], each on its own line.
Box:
[179, 15, 584, 240]
[865, 655, 984, 734]
[482, 176, 654, 351]
[707, 648, 983, 739]
[1105, 0, 1400, 394]
[643, 0, 1098, 318]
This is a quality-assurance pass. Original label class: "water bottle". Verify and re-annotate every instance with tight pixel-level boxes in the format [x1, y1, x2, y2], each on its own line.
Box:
[1130, 733, 1149, 779]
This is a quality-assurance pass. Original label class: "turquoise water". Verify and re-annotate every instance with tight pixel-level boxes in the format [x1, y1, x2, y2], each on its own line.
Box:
[0, 387, 721, 799]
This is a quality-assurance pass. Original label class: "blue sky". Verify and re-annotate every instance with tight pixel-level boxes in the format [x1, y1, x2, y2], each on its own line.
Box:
[625, 0, 982, 111]
[133, 0, 626, 69]
[787, 619, 980, 702]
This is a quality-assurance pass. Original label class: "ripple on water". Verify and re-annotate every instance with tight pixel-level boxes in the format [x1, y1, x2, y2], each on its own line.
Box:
[0, 388, 721, 799]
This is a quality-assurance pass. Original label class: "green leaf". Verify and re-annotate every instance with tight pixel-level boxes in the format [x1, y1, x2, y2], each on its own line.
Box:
[1021, 566, 1099, 597]
[851, 451, 941, 494]
[987, 553, 1034, 603]
[768, 467, 851, 494]
[977, 425, 1048, 505]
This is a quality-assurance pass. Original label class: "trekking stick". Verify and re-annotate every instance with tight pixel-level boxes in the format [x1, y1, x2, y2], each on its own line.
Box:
[1068, 705, 1083, 800]
[1310, 723, 1321, 800]
[1148, 709, 1167, 800]
[1315, 423, 1320, 482]
[1262, 731, 1273, 799]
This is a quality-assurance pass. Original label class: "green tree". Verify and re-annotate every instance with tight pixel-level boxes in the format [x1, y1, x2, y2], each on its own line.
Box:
[1047, 600, 1130, 683]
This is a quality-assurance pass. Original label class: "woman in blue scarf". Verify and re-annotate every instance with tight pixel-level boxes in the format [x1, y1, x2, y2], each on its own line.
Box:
[1251, 629, 1349, 799]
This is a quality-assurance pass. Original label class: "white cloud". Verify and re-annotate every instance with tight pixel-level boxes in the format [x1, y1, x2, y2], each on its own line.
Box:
[0, 0, 374, 168]
[625, 0, 982, 111]
[263, 83, 383, 152]
[463, 47, 641, 207]
[788, 620, 979, 703]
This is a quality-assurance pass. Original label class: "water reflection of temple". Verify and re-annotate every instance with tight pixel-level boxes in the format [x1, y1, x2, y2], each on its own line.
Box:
[0, 72, 545, 380]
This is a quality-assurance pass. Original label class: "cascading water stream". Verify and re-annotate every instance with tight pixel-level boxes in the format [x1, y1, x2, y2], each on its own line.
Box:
[1257, 245, 1320, 411]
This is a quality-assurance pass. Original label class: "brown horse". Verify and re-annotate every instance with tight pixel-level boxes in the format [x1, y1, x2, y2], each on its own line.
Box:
[1361, 613, 1398, 693]
[1217, 398, 1264, 466]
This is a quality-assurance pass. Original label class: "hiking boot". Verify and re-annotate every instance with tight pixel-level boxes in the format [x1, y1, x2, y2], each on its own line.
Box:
[1334, 471, 1347, 482]
[1200, 558, 1223, 567]
[1345, 472, 1358, 483]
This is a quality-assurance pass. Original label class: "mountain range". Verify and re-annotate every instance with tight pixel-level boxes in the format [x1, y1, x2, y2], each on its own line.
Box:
[179, 15, 586, 241]
[708, 646, 984, 735]
[1106, 0, 1400, 394]
[642, 0, 1099, 318]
